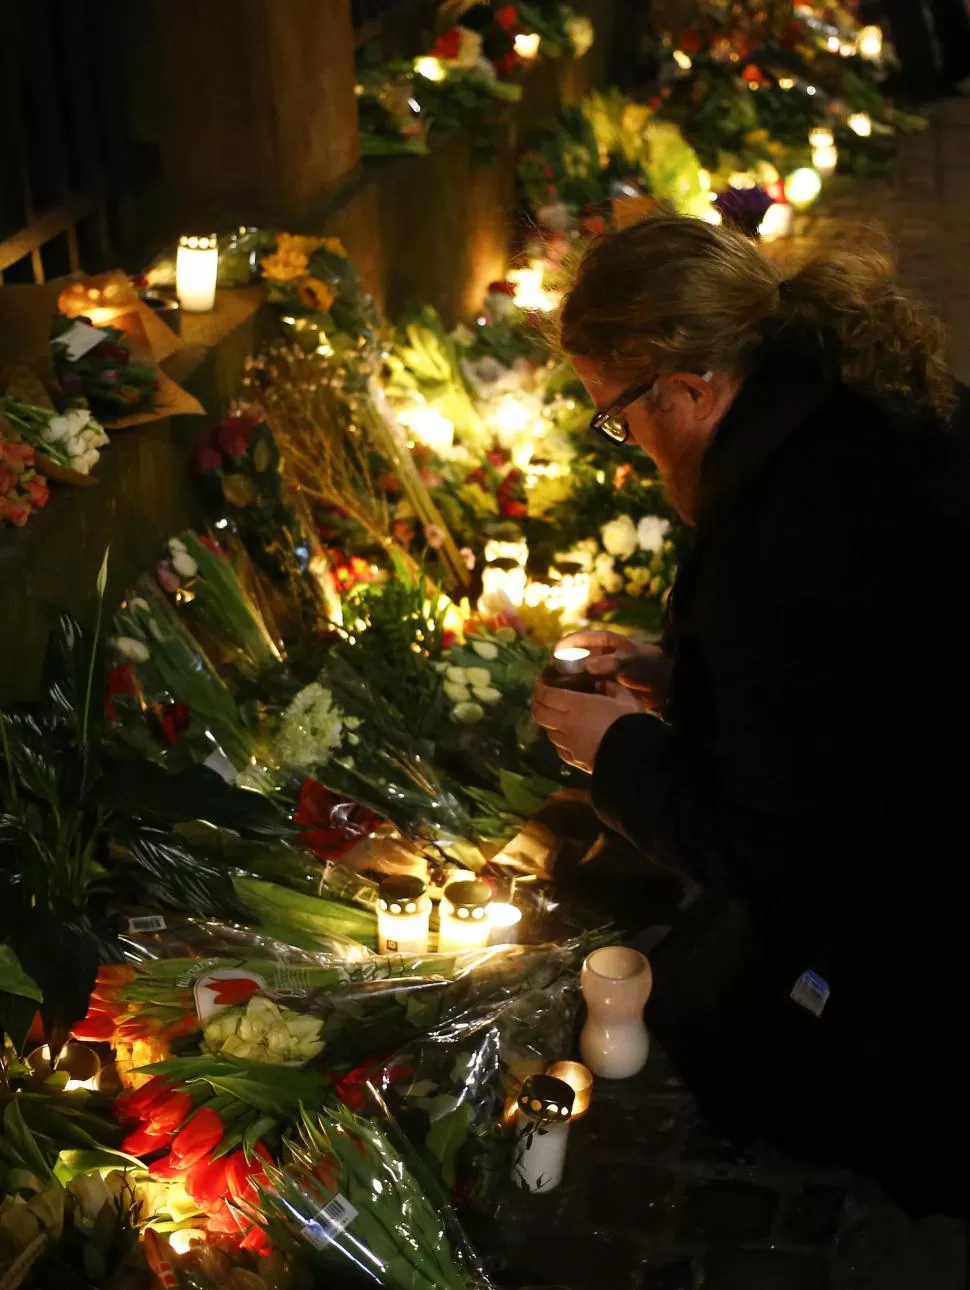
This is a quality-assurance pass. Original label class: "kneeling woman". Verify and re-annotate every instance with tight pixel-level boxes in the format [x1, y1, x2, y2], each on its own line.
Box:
[533, 214, 968, 1217]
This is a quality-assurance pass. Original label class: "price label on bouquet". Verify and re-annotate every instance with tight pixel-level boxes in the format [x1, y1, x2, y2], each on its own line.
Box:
[126, 914, 167, 934]
[194, 967, 267, 1023]
[203, 745, 239, 784]
[303, 1194, 359, 1249]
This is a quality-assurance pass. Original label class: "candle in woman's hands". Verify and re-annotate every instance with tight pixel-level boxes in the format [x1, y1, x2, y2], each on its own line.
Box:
[553, 646, 591, 675]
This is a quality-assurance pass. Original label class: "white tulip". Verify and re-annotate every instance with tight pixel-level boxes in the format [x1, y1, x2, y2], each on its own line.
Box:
[445, 666, 468, 684]
[114, 636, 150, 662]
[444, 681, 472, 703]
[471, 641, 499, 661]
[472, 685, 502, 705]
[452, 701, 485, 725]
[43, 416, 71, 443]
[464, 667, 492, 689]
[170, 549, 198, 579]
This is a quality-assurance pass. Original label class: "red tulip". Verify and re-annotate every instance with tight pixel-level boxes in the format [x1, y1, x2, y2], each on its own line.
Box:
[207, 1198, 245, 1235]
[239, 1226, 272, 1256]
[121, 1125, 175, 1157]
[186, 1153, 230, 1208]
[97, 963, 136, 986]
[148, 1153, 185, 1180]
[146, 1090, 194, 1136]
[169, 1107, 224, 1168]
[225, 1144, 271, 1205]
[115, 1076, 172, 1123]
[69, 1015, 115, 1043]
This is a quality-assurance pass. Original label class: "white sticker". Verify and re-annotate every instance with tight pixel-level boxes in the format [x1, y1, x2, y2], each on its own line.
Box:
[303, 1194, 358, 1249]
[193, 967, 266, 1023]
[56, 320, 107, 361]
[203, 746, 238, 784]
[126, 915, 167, 934]
[790, 970, 830, 1018]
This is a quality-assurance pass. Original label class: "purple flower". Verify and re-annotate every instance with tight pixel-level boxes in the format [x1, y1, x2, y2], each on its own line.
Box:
[713, 186, 774, 238]
[156, 561, 180, 594]
[59, 372, 84, 395]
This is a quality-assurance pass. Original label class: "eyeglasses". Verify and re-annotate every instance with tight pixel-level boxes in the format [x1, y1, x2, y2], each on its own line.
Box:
[589, 381, 655, 445]
[588, 370, 714, 445]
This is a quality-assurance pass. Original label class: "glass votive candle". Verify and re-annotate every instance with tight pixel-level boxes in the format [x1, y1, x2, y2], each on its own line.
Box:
[377, 876, 431, 955]
[438, 880, 492, 953]
[488, 901, 523, 946]
[176, 234, 219, 312]
[545, 1060, 594, 1119]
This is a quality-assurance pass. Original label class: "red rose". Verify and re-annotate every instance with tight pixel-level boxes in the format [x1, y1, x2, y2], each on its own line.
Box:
[431, 27, 462, 59]
[487, 280, 516, 297]
[499, 499, 528, 518]
[494, 4, 519, 31]
[169, 1107, 224, 1168]
[216, 422, 251, 459]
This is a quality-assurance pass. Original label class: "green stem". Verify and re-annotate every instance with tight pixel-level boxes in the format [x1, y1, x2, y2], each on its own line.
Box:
[0, 712, 18, 809]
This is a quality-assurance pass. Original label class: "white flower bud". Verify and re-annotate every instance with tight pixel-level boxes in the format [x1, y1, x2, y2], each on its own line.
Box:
[472, 685, 502, 705]
[114, 636, 150, 662]
[471, 641, 498, 661]
[464, 667, 492, 688]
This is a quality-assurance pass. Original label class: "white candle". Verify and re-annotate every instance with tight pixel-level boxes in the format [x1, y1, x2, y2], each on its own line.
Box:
[511, 1074, 574, 1193]
[513, 32, 541, 60]
[553, 645, 591, 675]
[785, 167, 823, 210]
[176, 234, 218, 312]
[809, 127, 834, 149]
[482, 564, 527, 607]
[487, 901, 523, 945]
[378, 876, 431, 955]
[438, 880, 492, 953]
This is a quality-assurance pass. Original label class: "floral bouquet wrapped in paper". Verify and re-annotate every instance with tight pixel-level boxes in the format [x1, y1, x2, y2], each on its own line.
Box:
[51, 314, 160, 420]
[0, 394, 109, 479]
[272, 655, 475, 847]
[251, 1104, 495, 1289]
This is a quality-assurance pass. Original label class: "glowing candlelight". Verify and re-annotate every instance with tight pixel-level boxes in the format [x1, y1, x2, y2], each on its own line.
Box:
[785, 167, 823, 210]
[514, 32, 541, 59]
[546, 1060, 594, 1119]
[487, 901, 523, 945]
[811, 144, 838, 176]
[438, 880, 493, 953]
[414, 56, 445, 81]
[849, 112, 872, 137]
[553, 645, 591, 675]
[809, 127, 834, 149]
[169, 1230, 205, 1256]
[176, 234, 218, 312]
[758, 202, 795, 242]
[399, 404, 454, 455]
[507, 263, 555, 311]
[378, 876, 431, 955]
[859, 25, 883, 59]
[672, 49, 692, 70]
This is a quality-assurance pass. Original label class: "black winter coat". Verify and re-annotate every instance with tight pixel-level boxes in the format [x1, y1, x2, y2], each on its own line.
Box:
[593, 337, 969, 1215]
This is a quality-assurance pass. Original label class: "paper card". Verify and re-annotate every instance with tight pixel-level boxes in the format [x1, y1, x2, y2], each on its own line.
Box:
[56, 320, 106, 362]
[194, 967, 266, 1023]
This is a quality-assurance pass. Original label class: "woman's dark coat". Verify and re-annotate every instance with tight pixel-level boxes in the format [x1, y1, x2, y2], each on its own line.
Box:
[593, 338, 969, 1215]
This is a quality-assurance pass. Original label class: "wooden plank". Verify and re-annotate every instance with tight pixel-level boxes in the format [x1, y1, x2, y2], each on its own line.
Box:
[0, 195, 100, 273]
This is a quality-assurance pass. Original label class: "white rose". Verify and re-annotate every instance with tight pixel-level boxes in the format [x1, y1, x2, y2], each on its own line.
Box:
[472, 685, 502, 705]
[464, 667, 493, 689]
[471, 640, 499, 661]
[114, 636, 150, 662]
[170, 549, 198, 579]
[600, 515, 639, 560]
[637, 515, 671, 554]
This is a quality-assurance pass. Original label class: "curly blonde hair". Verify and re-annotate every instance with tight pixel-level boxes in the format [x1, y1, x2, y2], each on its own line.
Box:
[556, 213, 955, 419]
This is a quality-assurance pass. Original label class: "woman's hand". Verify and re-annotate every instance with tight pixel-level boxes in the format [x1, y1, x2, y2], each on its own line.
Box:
[556, 630, 671, 712]
[532, 678, 642, 774]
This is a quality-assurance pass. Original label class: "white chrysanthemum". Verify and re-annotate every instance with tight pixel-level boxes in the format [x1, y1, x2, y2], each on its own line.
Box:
[275, 683, 346, 769]
[637, 515, 671, 554]
[600, 515, 639, 560]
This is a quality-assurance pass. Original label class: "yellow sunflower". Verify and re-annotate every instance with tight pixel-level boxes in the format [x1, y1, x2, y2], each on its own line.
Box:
[297, 276, 335, 311]
[260, 245, 310, 281]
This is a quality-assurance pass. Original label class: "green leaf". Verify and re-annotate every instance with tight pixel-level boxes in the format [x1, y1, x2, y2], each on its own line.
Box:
[424, 1104, 471, 1187]
[96, 547, 110, 597]
[99, 759, 288, 839]
[53, 1147, 142, 1185]
[0, 945, 42, 1002]
[110, 822, 249, 921]
[3, 1099, 55, 1182]
[43, 614, 100, 743]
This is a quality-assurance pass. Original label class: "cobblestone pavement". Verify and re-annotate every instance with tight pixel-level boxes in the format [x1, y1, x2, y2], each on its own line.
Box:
[485, 104, 969, 1290]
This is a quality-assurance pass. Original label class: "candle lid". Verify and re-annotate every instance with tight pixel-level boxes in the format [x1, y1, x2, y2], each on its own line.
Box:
[443, 879, 492, 917]
[378, 875, 427, 914]
[518, 1074, 574, 1120]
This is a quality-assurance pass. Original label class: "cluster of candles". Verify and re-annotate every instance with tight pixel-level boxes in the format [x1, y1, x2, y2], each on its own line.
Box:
[375, 874, 524, 956]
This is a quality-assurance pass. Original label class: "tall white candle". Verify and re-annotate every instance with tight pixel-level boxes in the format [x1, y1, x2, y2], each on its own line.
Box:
[438, 880, 492, 953]
[377, 876, 431, 955]
[511, 1074, 574, 1193]
[176, 234, 219, 312]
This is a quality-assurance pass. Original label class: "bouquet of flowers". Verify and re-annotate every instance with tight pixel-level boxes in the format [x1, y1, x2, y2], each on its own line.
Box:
[272, 655, 475, 847]
[253, 1103, 495, 1288]
[0, 434, 48, 527]
[51, 315, 160, 420]
[0, 396, 108, 478]
[356, 50, 430, 157]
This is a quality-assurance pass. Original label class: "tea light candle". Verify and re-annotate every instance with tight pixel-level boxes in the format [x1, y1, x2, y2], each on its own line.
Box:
[859, 25, 883, 59]
[438, 880, 492, 952]
[759, 202, 795, 242]
[511, 1074, 574, 1193]
[546, 1060, 594, 1119]
[811, 144, 838, 176]
[808, 126, 834, 149]
[488, 901, 523, 945]
[378, 876, 431, 955]
[513, 31, 541, 60]
[553, 646, 590, 675]
[849, 112, 872, 138]
[176, 234, 219, 312]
